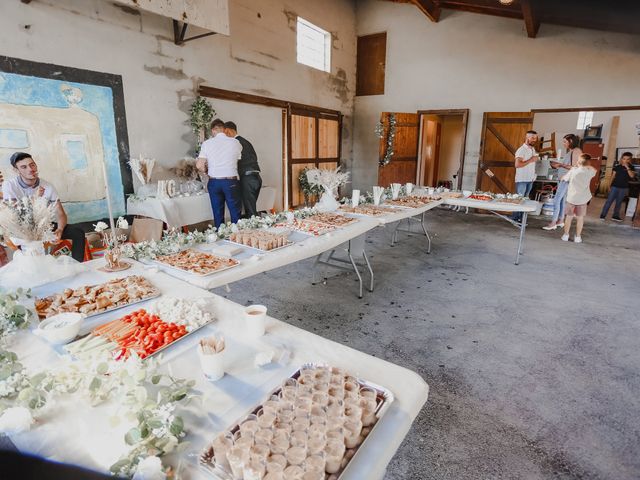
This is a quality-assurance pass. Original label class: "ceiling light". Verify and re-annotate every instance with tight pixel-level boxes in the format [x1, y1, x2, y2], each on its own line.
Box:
[499, 0, 514, 5]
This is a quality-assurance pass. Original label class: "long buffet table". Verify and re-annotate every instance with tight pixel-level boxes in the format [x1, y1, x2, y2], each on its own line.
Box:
[143, 196, 538, 299]
[8, 261, 429, 480]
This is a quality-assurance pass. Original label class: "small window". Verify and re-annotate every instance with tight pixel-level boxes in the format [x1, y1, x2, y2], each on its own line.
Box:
[0, 128, 29, 149]
[63, 138, 89, 169]
[577, 111, 593, 130]
[297, 17, 331, 73]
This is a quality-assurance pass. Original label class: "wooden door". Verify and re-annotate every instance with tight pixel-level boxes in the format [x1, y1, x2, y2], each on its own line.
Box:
[420, 119, 441, 187]
[477, 112, 533, 193]
[377, 112, 419, 187]
[287, 108, 341, 208]
[582, 142, 604, 194]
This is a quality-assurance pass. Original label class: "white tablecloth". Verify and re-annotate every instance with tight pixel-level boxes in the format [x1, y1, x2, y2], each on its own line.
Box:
[126, 187, 277, 227]
[144, 217, 380, 290]
[127, 193, 213, 227]
[444, 197, 539, 213]
[372, 200, 445, 225]
[8, 261, 429, 480]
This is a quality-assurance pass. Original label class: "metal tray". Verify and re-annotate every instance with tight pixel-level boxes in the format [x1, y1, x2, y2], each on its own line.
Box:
[199, 362, 395, 479]
[303, 214, 358, 228]
[65, 316, 214, 360]
[36, 278, 161, 321]
[223, 239, 294, 253]
[153, 251, 240, 277]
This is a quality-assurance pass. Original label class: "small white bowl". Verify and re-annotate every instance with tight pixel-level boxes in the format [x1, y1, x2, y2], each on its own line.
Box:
[34, 312, 84, 344]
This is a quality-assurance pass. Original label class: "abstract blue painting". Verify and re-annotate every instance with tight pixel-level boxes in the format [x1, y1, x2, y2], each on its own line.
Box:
[0, 57, 131, 224]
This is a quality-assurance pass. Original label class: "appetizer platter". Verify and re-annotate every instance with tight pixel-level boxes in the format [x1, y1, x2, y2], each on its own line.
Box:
[338, 204, 398, 217]
[440, 191, 463, 199]
[304, 212, 358, 227]
[385, 195, 436, 208]
[35, 276, 160, 320]
[468, 193, 494, 202]
[226, 229, 293, 252]
[276, 218, 337, 236]
[200, 363, 394, 480]
[155, 249, 239, 276]
[65, 298, 214, 360]
[492, 193, 525, 205]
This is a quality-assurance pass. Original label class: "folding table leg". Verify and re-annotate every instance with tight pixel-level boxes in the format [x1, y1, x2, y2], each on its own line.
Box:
[348, 251, 364, 298]
[362, 250, 374, 292]
[515, 212, 528, 265]
[311, 253, 323, 285]
[420, 212, 432, 254]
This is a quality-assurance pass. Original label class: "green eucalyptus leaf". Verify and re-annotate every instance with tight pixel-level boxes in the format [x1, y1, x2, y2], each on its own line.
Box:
[169, 416, 184, 436]
[0, 365, 12, 381]
[89, 377, 102, 391]
[124, 427, 142, 445]
[110, 459, 130, 473]
[147, 418, 163, 429]
[30, 372, 47, 387]
[96, 363, 109, 375]
[151, 374, 161, 385]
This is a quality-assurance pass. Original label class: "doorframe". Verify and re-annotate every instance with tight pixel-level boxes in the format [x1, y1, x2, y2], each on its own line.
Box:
[199, 85, 342, 209]
[416, 109, 469, 190]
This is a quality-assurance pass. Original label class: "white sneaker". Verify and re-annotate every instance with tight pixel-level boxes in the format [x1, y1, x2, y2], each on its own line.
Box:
[556, 222, 564, 228]
[574, 236, 582, 243]
[561, 234, 569, 241]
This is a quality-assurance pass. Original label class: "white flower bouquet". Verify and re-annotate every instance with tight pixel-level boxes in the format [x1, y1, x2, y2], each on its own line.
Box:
[0, 196, 56, 243]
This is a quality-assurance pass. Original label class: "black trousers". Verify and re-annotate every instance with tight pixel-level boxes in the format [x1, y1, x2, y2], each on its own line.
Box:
[53, 223, 85, 262]
[240, 173, 262, 218]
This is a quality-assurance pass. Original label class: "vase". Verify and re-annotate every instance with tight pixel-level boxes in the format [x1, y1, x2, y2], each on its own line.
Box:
[104, 249, 120, 269]
[19, 240, 46, 257]
[316, 188, 339, 212]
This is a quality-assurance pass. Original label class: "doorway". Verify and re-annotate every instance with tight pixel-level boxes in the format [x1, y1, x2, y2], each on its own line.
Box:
[417, 109, 468, 190]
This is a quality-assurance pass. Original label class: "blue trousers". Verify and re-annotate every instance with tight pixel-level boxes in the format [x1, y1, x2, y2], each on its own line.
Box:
[208, 178, 242, 228]
[600, 186, 628, 218]
[512, 181, 533, 221]
[551, 181, 569, 223]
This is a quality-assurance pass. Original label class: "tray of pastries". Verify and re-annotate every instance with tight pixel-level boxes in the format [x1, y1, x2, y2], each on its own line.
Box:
[385, 195, 436, 208]
[468, 193, 494, 202]
[155, 249, 239, 276]
[199, 363, 394, 480]
[227, 229, 293, 252]
[304, 212, 358, 227]
[35, 275, 160, 320]
[277, 219, 337, 236]
[338, 204, 398, 217]
[492, 193, 524, 204]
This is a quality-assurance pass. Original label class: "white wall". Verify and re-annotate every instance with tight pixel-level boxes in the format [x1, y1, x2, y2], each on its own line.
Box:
[534, 110, 640, 159]
[354, 0, 640, 191]
[212, 99, 285, 209]
[0, 0, 356, 206]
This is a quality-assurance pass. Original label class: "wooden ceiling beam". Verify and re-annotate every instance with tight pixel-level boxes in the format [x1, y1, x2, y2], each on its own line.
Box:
[521, 0, 540, 38]
[409, 0, 441, 22]
[439, 1, 521, 20]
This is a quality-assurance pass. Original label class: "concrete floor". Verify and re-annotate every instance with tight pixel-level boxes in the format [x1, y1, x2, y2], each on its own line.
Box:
[218, 207, 640, 480]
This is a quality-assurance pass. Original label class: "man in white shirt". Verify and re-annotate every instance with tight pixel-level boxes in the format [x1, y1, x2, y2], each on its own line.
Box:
[512, 130, 540, 222]
[196, 119, 243, 228]
[2, 152, 85, 261]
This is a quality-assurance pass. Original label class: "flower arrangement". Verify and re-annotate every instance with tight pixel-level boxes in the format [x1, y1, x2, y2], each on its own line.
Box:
[305, 167, 350, 212]
[95, 217, 129, 270]
[0, 196, 56, 243]
[129, 155, 155, 185]
[0, 290, 32, 344]
[298, 167, 323, 206]
[0, 345, 198, 479]
[190, 96, 215, 149]
[171, 158, 200, 181]
[376, 113, 396, 167]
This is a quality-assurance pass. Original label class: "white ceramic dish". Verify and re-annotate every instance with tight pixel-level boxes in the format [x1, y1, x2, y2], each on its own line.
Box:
[34, 312, 84, 344]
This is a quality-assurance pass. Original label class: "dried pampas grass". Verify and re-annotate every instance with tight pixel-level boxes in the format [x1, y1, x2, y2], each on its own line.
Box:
[172, 158, 199, 181]
[0, 196, 56, 242]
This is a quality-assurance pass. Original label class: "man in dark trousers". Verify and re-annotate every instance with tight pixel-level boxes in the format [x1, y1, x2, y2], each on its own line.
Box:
[224, 121, 262, 218]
